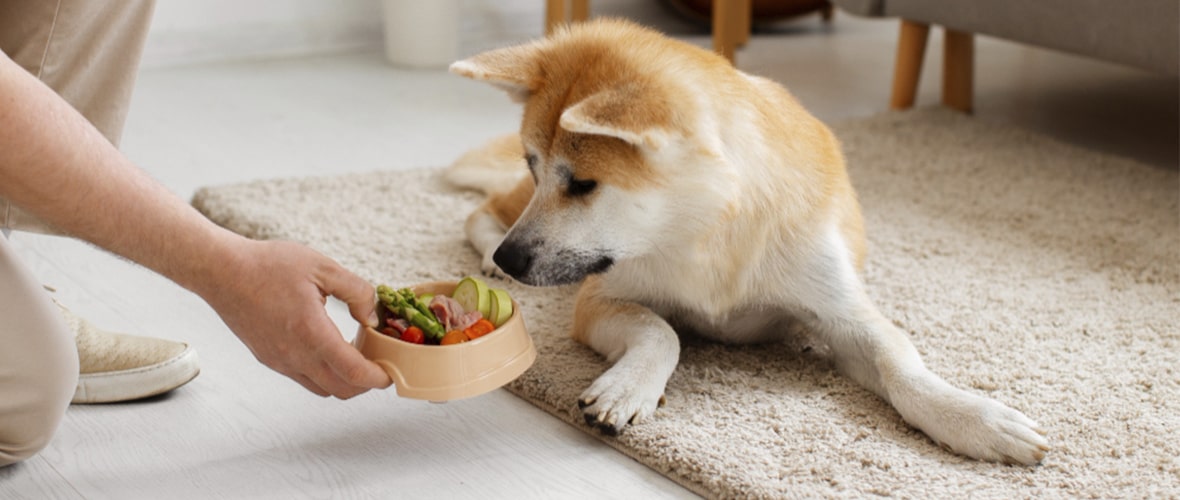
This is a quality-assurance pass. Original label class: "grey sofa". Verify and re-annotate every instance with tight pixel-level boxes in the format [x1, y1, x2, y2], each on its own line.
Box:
[832, 0, 1179, 112]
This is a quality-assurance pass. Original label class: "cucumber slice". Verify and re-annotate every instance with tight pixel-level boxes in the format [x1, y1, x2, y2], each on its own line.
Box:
[488, 287, 514, 327]
[452, 276, 491, 318]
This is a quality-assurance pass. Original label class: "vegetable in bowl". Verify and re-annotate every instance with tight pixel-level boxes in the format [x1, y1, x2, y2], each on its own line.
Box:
[376, 276, 513, 345]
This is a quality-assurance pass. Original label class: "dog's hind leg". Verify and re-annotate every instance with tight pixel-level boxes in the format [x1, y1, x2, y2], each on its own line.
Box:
[797, 229, 1049, 465]
[571, 276, 679, 435]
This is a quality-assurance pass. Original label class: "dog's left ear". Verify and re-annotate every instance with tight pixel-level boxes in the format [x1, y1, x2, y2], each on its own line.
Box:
[559, 85, 675, 150]
[449, 42, 542, 103]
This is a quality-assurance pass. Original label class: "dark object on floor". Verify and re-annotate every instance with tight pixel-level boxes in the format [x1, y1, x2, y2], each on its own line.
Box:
[665, 0, 834, 24]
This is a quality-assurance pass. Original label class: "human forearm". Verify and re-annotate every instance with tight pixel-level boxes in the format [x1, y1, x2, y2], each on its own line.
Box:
[0, 50, 235, 293]
[0, 51, 389, 398]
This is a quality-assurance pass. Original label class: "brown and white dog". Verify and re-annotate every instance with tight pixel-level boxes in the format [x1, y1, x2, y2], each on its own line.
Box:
[445, 19, 1048, 465]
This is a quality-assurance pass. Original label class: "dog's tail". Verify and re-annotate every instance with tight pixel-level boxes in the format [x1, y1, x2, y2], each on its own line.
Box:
[443, 133, 528, 195]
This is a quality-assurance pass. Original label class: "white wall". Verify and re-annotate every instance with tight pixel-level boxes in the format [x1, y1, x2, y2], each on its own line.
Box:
[141, 0, 384, 67]
[137, 0, 682, 68]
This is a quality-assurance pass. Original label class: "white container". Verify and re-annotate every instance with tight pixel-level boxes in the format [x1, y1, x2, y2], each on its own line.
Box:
[381, 0, 459, 68]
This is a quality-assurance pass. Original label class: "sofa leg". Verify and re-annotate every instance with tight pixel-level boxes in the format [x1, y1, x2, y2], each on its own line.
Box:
[571, 0, 589, 22]
[891, 20, 930, 110]
[545, 0, 564, 35]
[545, 0, 589, 36]
[713, 0, 750, 63]
[942, 28, 974, 113]
[736, 0, 751, 47]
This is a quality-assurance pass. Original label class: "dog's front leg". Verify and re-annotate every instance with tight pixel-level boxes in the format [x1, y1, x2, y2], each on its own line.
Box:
[572, 277, 679, 435]
[464, 205, 507, 277]
[801, 238, 1049, 464]
[464, 176, 533, 278]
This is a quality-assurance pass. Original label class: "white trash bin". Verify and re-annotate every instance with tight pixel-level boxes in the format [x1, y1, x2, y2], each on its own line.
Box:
[381, 0, 459, 68]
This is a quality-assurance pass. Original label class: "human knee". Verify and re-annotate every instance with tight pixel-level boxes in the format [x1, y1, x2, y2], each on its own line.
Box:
[0, 306, 78, 466]
[0, 407, 65, 467]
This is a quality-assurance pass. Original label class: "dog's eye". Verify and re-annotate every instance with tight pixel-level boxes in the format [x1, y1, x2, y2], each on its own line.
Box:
[525, 154, 539, 181]
[567, 178, 598, 197]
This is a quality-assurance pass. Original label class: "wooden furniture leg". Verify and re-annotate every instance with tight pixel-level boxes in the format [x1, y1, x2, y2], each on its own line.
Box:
[942, 28, 974, 113]
[713, 0, 750, 63]
[736, 0, 751, 46]
[571, 0, 589, 23]
[546, 0, 590, 35]
[713, 1, 736, 62]
[890, 19, 930, 110]
[545, 0, 565, 35]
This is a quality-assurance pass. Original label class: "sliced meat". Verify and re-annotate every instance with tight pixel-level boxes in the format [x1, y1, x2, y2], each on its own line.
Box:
[385, 318, 410, 334]
[451, 311, 482, 332]
[429, 294, 466, 331]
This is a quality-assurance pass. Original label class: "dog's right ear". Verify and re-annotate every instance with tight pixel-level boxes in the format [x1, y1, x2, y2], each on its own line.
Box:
[449, 43, 541, 103]
[559, 85, 675, 151]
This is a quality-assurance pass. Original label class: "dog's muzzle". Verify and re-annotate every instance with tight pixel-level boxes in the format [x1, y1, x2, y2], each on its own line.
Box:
[493, 239, 615, 286]
[493, 239, 533, 281]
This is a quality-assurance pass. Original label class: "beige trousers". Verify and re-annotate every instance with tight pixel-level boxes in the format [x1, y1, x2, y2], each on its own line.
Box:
[1, 0, 155, 233]
[0, 0, 155, 466]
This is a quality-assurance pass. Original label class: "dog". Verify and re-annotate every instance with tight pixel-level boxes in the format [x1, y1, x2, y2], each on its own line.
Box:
[444, 18, 1048, 465]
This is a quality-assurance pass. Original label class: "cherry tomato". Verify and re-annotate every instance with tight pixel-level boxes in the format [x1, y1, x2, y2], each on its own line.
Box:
[400, 326, 425, 344]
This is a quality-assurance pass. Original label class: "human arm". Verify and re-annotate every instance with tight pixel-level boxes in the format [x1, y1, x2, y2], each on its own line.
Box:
[0, 50, 390, 398]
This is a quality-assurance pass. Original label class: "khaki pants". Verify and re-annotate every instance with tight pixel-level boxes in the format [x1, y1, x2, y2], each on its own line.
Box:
[0, 0, 155, 466]
[1, 0, 155, 233]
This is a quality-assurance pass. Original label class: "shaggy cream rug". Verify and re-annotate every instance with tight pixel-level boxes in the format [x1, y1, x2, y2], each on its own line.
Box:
[192, 108, 1179, 499]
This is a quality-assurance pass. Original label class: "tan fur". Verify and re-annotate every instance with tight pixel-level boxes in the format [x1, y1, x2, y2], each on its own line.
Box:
[485, 176, 532, 229]
[443, 133, 528, 196]
[446, 19, 1047, 463]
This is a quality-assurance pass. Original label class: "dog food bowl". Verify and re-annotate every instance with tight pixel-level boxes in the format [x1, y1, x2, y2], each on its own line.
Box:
[353, 281, 535, 402]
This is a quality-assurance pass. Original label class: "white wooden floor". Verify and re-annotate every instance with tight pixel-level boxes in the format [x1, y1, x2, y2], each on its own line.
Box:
[1, 6, 1174, 500]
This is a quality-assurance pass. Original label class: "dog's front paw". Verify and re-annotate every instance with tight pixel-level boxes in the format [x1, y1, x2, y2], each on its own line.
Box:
[577, 369, 667, 436]
[917, 389, 1049, 465]
[479, 253, 510, 280]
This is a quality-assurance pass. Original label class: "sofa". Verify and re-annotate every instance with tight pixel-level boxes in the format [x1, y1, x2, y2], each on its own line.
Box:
[831, 0, 1179, 112]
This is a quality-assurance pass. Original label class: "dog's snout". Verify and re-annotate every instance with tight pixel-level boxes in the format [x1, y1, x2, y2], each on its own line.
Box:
[493, 240, 533, 279]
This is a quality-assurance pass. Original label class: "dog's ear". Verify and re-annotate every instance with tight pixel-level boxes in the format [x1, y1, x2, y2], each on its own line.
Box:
[559, 85, 674, 150]
[449, 43, 541, 103]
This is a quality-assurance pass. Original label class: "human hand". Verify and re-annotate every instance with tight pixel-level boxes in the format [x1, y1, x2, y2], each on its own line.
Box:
[199, 239, 392, 398]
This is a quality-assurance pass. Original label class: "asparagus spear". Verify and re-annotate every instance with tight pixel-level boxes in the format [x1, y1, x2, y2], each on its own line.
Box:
[376, 285, 445, 341]
[399, 288, 435, 320]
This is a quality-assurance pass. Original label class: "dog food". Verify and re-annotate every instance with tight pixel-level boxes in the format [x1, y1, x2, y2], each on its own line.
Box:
[376, 277, 512, 345]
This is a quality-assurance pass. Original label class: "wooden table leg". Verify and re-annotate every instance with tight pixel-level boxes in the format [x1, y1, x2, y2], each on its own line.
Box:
[942, 28, 974, 113]
[890, 19, 930, 110]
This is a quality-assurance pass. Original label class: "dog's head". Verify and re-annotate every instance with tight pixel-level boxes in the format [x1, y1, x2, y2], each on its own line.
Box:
[451, 19, 736, 286]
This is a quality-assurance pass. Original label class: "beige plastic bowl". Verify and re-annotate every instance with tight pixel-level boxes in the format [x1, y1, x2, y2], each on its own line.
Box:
[353, 281, 535, 402]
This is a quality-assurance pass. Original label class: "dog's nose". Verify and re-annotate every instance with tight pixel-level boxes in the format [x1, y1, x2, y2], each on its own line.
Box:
[493, 240, 533, 279]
